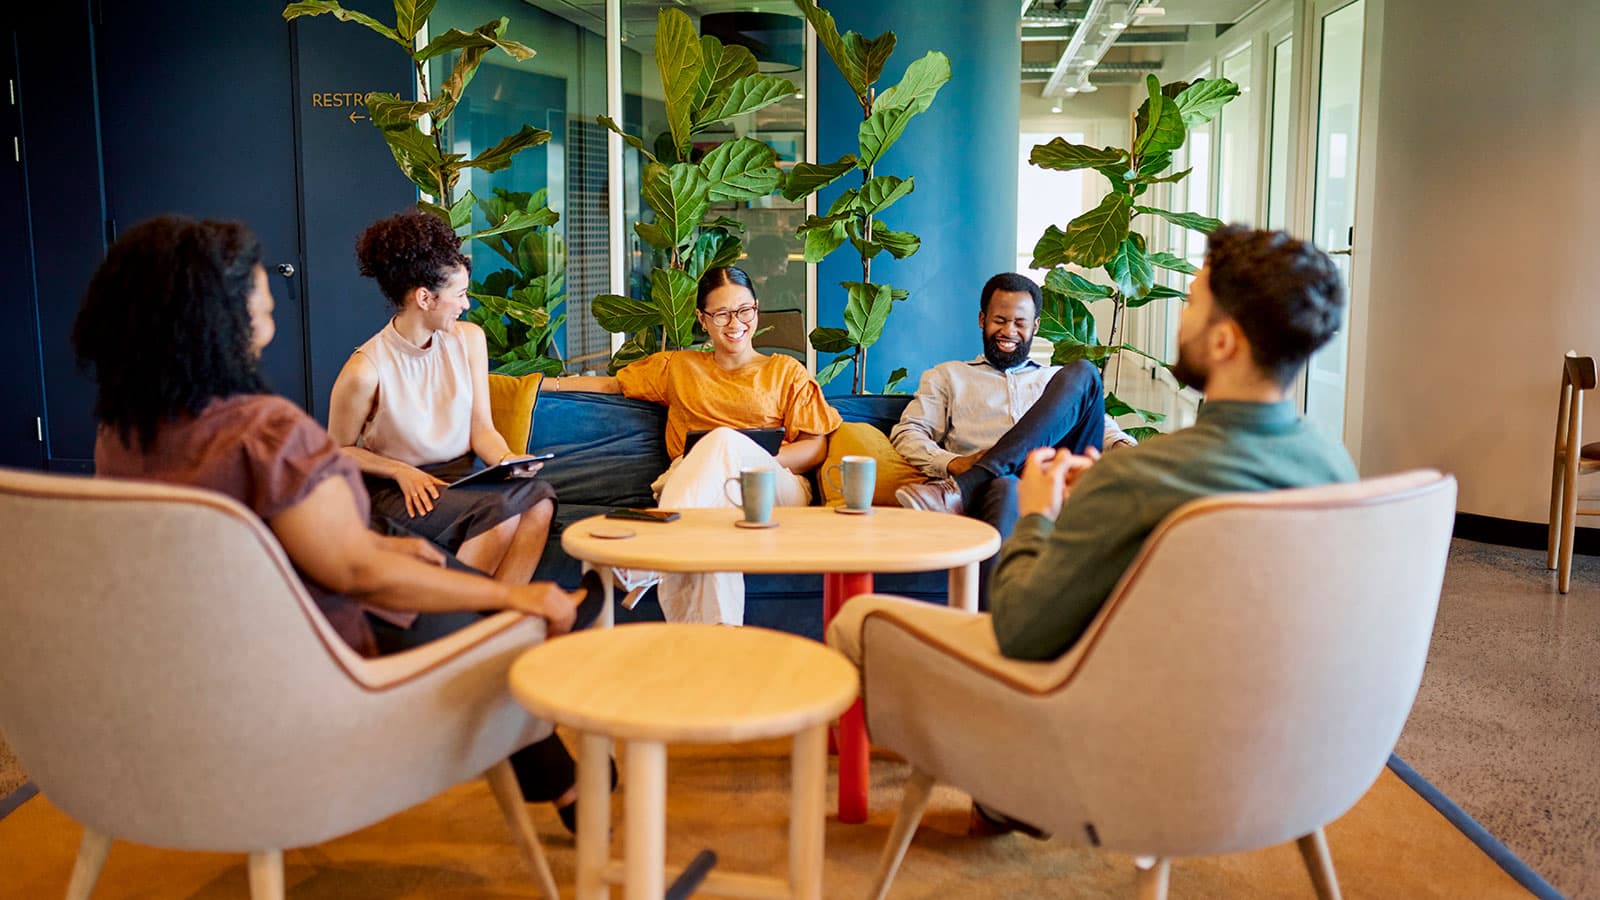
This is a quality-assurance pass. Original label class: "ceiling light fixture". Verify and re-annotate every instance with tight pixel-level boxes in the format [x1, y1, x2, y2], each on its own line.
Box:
[1063, 87, 1078, 95]
[1106, 2, 1131, 30]
[1051, 100, 1063, 112]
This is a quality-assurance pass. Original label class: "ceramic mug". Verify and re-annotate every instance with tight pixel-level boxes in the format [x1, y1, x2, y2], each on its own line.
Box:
[724, 467, 777, 524]
[825, 455, 877, 512]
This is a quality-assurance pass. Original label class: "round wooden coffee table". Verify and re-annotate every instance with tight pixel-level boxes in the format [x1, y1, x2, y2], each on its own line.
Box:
[562, 506, 1000, 824]
[509, 623, 858, 900]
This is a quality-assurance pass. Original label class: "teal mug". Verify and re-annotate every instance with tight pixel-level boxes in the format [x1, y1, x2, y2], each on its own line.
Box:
[825, 455, 877, 512]
[724, 467, 777, 525]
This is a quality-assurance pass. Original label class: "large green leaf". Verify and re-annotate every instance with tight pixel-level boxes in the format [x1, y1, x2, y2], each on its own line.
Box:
[392, 0, 437, 43]
[809, 326, 853, 354]
[1051, 339, 1116, 366]
[494, 355, 564, 377]
[846, 32, 897, 89]
[798, 214, 851, 263]
[380, 124, 446, 196]
[609, 329, 660, 375]
[1134, 205, 1223, 234]
[1134, 74, 1186, 158]
[465, 304, 508, 352]
[691, 37, 759, 114]
[1106, 234, 1154, 298]
[858, 176, 914, 215]
[593, 294, 662, 334]
[699, 137, 782, 202]
[462, 124, 552, 174]
[815, 353, 856, 387]
[1045, 267, 1113, 301]
[1173, 78, 1241, 128]
[871, 51, 950, 115]
[633, 222, 673, 250]
[781, 155, 858, 202]
[858, 105, 917, 168]
[367, 93, 434, 130]
[1038, 291, 1097, 346]
[463, 206, 558, 242]
[795, 0, 866, 98]
[447, 190, 476, 230]
[1127, 284, 1188, 307]
[282, 2, 406, 50]
[1149, 251, 1198, 275]
[696, 74, 795, 130]
[843, 282, 894, 348]
[652, 267, 699, 348]
[642, 164, 711, 248]
[1030, 138, 1126, 173]
[882, 367, 909, 394]
[1031, 225, 1073, 270]
[684, 229, 743, 280]
[416, 18, 535, 61]
[1063, 192, 1133, 268]
[871, 226, 921, 259]
[1137, 167, 1193, 186]
[1104, 391, 1136, 418]
[655, 8, 705, 158]
[596, 115, 658, 163]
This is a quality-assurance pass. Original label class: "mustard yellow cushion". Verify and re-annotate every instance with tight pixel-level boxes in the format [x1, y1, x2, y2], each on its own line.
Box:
[819, 422, 925, 508]
[487, 372, 544, 454]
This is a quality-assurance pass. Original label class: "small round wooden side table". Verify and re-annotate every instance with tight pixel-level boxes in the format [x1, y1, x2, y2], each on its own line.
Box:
[508, 623, 859, 900]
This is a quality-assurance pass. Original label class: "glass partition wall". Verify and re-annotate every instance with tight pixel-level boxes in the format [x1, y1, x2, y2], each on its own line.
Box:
[428, 0, 813, 372]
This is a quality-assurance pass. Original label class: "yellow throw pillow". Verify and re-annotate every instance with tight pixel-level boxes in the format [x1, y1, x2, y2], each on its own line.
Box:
[819, 422, 925, 508]
[487, 372, 544, 454]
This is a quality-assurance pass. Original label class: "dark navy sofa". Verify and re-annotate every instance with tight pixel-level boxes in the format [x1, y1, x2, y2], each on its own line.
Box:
[525, 391, 949, 639]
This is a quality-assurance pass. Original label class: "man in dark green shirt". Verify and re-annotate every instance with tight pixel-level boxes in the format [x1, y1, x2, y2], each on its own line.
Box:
[991, 226, 1358, 661]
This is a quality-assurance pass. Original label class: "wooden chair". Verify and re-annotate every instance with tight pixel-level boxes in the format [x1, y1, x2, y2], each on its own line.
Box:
[1547, 351, 1600, 593]
[0, 468, 560, 899]
[828, 470, 1456, 900]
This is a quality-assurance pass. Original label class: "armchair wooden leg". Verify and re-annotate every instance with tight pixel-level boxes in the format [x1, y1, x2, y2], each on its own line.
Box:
[486, 759, 561, 900]
[64, 827, 112, 900]
[247, 849, 284, 900]
[1548, 460, 1566, 571]
[1297, 829, 1343, 900]
[867, 769, 935, 900]
[1134, 857, 1170, 900]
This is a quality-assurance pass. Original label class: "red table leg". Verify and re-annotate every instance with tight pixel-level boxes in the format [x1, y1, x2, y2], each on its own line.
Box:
[823, 571, 873, 824]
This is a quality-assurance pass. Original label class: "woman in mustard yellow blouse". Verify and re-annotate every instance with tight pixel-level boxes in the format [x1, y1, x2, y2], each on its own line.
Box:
[553, 266, 841, 624]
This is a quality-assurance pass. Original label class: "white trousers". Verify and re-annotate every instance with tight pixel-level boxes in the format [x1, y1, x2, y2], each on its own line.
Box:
[612, 427, 811, 625]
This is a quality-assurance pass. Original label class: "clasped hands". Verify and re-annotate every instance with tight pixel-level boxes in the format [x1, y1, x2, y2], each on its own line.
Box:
[1016, 446, 1101, 521]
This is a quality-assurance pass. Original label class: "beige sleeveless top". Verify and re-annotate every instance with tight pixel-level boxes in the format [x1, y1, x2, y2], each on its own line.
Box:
[355, 320, 474, 467]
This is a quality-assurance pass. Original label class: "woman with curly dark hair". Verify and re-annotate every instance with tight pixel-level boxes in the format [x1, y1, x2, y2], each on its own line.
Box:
[75, 214, 596, 823]
[328, 211, 555, 612]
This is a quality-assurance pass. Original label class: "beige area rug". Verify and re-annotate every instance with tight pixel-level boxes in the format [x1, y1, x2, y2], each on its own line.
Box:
[0, 738, 1540, 899]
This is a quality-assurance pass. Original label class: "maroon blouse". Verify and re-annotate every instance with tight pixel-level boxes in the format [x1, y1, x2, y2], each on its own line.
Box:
[94, 394, 378, 657]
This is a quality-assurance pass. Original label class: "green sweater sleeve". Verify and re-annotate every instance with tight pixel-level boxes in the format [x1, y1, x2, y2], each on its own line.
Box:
[989, 459, 1157, 660]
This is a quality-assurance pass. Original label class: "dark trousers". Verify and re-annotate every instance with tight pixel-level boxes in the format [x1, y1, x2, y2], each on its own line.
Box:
[957, 361, 1106, 610]
[369, 610, 577, 804]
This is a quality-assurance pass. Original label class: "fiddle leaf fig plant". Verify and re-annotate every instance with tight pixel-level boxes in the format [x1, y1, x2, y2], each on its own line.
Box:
[590, 7, 793, 373]
[1030, 74, 1238, 438]
[282, 1, 566, 374]
[785, 0, 949, 393]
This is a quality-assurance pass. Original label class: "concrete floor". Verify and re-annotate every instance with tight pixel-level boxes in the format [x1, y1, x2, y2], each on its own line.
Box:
[1, 538, 1595, 896]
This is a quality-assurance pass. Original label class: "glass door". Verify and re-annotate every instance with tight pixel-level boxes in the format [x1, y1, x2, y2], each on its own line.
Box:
[1302, 0, 1366, 438]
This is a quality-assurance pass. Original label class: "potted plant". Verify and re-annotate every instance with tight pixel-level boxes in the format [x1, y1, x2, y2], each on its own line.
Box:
[1029, 74, 1239, 438]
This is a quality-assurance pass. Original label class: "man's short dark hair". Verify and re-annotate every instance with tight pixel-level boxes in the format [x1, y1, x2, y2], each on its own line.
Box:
[1205, 225, 1344, 385]
[979, 272, 1042, 315]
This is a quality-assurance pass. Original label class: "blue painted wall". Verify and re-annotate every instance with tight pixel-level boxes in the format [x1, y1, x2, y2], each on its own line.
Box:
[815, 0, 1019, 394]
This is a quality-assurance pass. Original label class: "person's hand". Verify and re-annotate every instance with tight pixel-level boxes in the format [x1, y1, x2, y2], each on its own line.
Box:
[1016, 447, 1099, 520]
[496, 454, 546, 479]
[509, 582, 581, 635]
[946, 452, 983, 477]
[378, 534, 446, 566]
[393, 465, 448, 518]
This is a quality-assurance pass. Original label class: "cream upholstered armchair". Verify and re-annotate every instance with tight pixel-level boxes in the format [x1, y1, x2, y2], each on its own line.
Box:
[829, 470, 1456, 900]
[0, 468, 561, 900]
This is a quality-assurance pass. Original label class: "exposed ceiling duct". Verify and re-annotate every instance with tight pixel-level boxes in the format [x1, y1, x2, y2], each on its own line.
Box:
[1036, 0, 1168, 98]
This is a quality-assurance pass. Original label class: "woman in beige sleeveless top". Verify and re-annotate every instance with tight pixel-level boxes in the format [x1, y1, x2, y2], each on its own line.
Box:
[328, 211, 556, 596]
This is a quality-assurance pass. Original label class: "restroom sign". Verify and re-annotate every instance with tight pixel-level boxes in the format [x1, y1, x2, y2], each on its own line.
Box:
[310, 91, 380, 123]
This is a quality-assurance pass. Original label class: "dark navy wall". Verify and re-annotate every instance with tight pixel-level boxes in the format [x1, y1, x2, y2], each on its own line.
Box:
[816, 0, 1019, 393]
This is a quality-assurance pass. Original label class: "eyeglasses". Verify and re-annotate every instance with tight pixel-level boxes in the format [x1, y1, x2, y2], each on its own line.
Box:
[700, 305, 758, 327]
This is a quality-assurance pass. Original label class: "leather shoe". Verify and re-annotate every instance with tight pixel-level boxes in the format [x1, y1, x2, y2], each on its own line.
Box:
[895, 478, 964, 515]
[967, 802, 1051, 840]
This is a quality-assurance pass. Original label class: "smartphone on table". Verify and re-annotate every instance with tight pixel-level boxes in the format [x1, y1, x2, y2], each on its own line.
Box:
[605, 508, 681, 523]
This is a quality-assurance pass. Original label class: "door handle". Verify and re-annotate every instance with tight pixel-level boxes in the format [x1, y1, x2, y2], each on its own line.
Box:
[276, 263, 296, 277]
[1329, 248, 1352, 256]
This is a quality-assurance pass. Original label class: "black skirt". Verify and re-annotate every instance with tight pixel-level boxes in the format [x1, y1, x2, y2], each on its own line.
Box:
[364, 452, 556, 552]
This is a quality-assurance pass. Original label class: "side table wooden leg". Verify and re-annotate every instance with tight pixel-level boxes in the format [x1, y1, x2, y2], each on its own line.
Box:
[625, 740, 667, 900]
[577, 732, 613, 900]
[825, 571, 874, 824]
[789, 723, 828, 900]
[598, 566, 615, 628]
[947, 562, 979, 612]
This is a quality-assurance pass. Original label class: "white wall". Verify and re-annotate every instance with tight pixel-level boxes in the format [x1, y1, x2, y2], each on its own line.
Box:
[1358, 0, 1600, 521]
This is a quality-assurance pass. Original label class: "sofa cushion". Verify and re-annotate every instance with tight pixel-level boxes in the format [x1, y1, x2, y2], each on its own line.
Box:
[487, 372, 544, 454]
[830, 393, 914, 435]
[530, 391, 667, 509]
[819, 422, 925, 507]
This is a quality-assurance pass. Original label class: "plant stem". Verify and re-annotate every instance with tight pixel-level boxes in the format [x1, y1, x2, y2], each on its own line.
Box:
[414, 57, 452, 207]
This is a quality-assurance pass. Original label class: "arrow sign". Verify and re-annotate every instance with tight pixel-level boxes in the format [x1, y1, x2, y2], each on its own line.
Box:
[348, 112, 367, 123]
